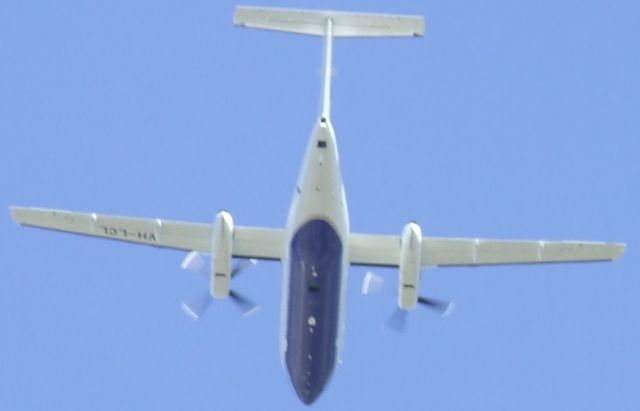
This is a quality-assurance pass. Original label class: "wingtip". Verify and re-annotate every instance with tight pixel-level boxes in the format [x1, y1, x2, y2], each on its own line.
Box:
[614, 243, 627, 260]
[9, 206, 22, 225]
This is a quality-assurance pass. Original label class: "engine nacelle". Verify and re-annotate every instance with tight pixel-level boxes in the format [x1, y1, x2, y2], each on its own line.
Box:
[398, 222, 422, 309]
[211, 211, 234, 298]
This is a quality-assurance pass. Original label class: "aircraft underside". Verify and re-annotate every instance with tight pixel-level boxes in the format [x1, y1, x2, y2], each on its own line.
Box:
[285, 219, 343, 404]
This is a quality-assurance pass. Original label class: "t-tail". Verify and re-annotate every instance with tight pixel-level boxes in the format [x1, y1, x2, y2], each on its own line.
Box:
[234, 6, 424, 121]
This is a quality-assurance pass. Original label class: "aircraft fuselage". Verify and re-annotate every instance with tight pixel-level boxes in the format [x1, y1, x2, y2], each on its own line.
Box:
[281, 118, 349, 404]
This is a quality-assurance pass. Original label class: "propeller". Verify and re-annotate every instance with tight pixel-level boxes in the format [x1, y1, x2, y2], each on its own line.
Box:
[180, 252, 259, 320]
[361, 271, 384, 295]
[418, 296, 454, 316]
[386, 308, 409, 333]
[181, 251, 206, 273]
[181, 291, 212, 321]
[362, 271, 455, 333]
[229, 289, 260, 316]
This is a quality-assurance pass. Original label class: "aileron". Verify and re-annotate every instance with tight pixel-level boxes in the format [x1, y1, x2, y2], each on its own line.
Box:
[11, 207, 212, 252]
[423, 238, 624, 266]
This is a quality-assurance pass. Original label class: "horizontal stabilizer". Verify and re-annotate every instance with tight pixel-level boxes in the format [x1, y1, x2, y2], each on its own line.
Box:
[234, 6, 424, 37]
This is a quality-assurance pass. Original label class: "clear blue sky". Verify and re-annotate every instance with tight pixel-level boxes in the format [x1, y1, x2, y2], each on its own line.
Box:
[1, 1, 638, 410]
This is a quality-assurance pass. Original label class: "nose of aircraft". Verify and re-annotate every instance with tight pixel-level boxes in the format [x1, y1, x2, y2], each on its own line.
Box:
[287, 347, 336, 405]
[290, 370, 327, 405]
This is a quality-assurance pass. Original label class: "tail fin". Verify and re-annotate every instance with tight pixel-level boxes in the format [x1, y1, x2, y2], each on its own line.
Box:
[234, 6, 424, 120]
[234, 6, 424, 38]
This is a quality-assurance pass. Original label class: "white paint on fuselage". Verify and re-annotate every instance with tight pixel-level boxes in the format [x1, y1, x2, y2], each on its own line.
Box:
[280, 116, 350, 368]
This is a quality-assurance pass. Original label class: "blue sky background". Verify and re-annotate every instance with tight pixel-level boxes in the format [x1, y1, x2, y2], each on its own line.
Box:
[1, 1, 638, 410]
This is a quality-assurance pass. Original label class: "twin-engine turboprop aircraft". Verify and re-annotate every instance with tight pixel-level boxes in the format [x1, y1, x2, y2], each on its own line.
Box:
[10, 6, 625, 405]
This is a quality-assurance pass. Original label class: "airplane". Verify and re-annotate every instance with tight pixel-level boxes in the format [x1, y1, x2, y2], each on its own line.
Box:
[10, 6, 625, 405]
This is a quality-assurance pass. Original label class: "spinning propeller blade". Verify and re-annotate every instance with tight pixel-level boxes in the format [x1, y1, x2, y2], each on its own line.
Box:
[386, 308, 408, 333]
[361, 271, 454, 332]
[231, 258, 258, 278]
[180, 255, 260, 319]
[229, 290, 260, 317]
[361, 271, 384, 295]
[181, 291, 212, 321]
[181, 251, 207, 274]
[418, 296, 455, 317]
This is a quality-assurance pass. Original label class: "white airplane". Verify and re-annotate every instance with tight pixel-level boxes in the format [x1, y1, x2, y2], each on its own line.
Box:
[10, 6, 625, 405]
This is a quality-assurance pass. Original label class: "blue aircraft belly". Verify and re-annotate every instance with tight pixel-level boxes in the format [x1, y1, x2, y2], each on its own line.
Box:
[286, 219, 343, 405]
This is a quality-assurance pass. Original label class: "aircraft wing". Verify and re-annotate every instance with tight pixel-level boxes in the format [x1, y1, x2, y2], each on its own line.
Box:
[349, 233, 625, 267]
[10, 207, 284, 260]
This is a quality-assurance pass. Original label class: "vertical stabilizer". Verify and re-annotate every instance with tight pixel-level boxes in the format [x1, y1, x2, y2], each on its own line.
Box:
[321, 18, 333, 119]
[234, 6, 424, 120]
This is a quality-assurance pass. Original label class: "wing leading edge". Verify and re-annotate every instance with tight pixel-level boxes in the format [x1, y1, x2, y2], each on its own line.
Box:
[11, 207, 625, 267]
[10, 207, 284, 260]
[350, 233, 625, 268]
